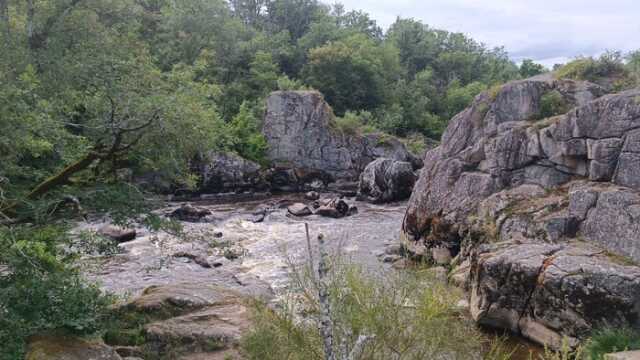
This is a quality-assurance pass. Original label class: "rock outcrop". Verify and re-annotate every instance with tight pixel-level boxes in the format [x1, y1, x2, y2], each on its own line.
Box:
[357, 158, 417, 203]
[263, 91, 422, 183]
[196, 152, 264, 193]
[26, 335, 122, 360]
[401, 76, 640, 347]
[112, 282, 273, 359]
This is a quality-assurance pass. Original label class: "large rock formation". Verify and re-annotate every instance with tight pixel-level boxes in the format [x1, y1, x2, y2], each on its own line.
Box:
[196, 152, 264, 193]
[263, 91, 421, 183]
[357, 158, 417, 203]
[401, 76, 640, 347]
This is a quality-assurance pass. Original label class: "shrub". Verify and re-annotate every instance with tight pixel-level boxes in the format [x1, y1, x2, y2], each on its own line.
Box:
[0, 225, 116, 360]
[536, 90, 569, 120]
[556, 51, 629, 87]
[584, 328, 640, 360]
[403, 133, 428, 155]
[242, 258, 516, 360]
[333, 111, 377, 136]
[228, 102, 269, 165]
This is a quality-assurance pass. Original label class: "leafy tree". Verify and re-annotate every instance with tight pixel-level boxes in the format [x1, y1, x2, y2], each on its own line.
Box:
[519, 59, 547, 78]
[303, 34, 399, 115]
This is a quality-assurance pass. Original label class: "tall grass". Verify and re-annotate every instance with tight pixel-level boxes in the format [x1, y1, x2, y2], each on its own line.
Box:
[241, 251, 515, 359]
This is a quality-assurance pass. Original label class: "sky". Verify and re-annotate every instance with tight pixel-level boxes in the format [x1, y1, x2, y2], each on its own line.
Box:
[337, 0, 640, 67]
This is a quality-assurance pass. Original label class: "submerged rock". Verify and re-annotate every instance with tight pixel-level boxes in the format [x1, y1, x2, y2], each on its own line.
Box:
[169, 204, 212, 222]
[304, 191, 320, 201]
[357, 158, 417, 203]
[287, 203, 312, 217]
[98, 224, 136, 243]
[315, 198, 354, 218]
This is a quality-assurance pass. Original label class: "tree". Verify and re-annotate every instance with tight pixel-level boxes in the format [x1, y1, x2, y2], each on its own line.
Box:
[519, 59, 547, 78]
[303, 34, 399, 115]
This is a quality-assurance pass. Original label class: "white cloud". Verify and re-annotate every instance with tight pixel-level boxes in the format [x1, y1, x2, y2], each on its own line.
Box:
[335, 0, 640, 66]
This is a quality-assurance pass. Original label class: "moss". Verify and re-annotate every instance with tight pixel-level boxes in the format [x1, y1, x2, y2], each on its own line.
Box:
[603, 250, 637, 267]
[488, 84, 503, 100]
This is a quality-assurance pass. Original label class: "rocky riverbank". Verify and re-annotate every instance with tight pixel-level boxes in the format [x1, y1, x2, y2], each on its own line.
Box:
[402, 75, 640, 348]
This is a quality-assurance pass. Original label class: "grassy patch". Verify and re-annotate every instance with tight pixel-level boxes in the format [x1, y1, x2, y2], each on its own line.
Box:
[584, 328, 640, 360]
[241, 259, 517, 360]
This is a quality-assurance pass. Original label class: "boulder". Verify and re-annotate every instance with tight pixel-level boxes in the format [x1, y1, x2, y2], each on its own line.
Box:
[470, 241, 640, 349]
[304, 191, 320, 201]
[121, 282, 270, 359]
[262, 91, 421, 183]
[287, 203, 312, 217]
[124, 283, 242, 317]
[26, 335, 121, 360]
[605, 351, 640, 360]
[196, 152, 264, 193]
[169, 204, 212, 222]
[98, 225, 136, 243]
[357, 158, 417, 203]
[315, 198, 353, 218]
[144, 302, 250, 354]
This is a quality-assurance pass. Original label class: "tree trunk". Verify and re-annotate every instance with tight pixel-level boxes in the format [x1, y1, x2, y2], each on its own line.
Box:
[0, 0, 8, 38]
[26, 151, 100, 200]
[26, 0, 34, 44]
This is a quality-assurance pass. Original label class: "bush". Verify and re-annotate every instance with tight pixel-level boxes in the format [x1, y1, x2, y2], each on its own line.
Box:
[556, 51, 629, 87]
[537, 90, 569, 120]
[403, 133, 428, 155]
[0, 225, 116, 360]
[242, 259, 516, 360]
[584, 328, 640, 360]
[333, 111, 377, 136]
[228, 102, 269, 165]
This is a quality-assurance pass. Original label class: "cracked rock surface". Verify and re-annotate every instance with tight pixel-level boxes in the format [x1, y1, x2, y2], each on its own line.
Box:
[401, 76, 640, 348]
[263, 91, 422, 182]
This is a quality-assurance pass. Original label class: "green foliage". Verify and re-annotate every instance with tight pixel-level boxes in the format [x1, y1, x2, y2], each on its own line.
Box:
[537, 90, 569, 120]
[332, 111, 377, 135]
[555, 51, 631, 90]
[520, 59, 547, 78]
[227, 102, 269, 165]
[584, 328, 640, 360]
[538, 90, 568, 119]
[403, 133, 430, 155]
[303, 34, 399, 115]
[242, 261, 516, 359]
[445, 81, 488, 119]
[0, 225, 116, 360]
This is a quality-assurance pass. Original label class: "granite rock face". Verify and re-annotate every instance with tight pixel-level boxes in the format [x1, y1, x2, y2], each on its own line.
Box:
[263, 91, 421, 182]
[196, 152, 264, 193]
[401, 76, 640, 348]
[357, 158, 417, 203]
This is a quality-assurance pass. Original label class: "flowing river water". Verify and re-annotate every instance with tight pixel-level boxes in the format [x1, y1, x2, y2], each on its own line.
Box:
[80, 193, 541, 359]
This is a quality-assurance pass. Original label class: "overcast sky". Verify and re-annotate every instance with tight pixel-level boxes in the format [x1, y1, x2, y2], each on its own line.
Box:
[337, 0, 640, 67]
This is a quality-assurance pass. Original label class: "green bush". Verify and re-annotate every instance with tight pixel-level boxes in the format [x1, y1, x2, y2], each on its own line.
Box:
[584, 328, 640, 360]
[556, 51, 629, 87]
[241, 260, 516, 360]
[0, 225, 116, 360]
[536, 90, 569, 120]
[333, 111, 377, 136]
[228, 102, 269, 165]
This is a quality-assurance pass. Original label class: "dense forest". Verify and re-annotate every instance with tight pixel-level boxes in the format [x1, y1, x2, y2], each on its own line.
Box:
[1, 0, 640, 358]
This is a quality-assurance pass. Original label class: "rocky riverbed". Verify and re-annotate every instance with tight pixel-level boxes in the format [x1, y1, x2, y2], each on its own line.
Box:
[81, 193, 407, 299]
